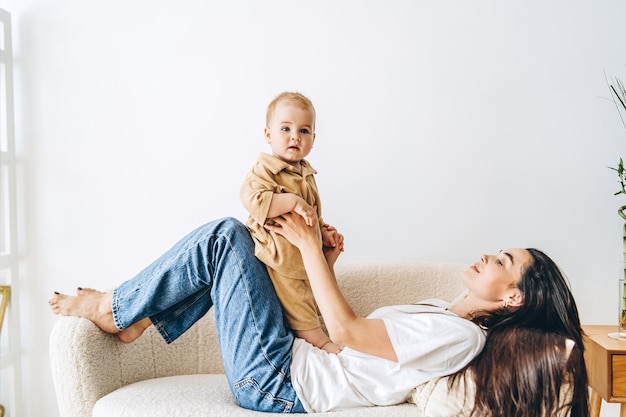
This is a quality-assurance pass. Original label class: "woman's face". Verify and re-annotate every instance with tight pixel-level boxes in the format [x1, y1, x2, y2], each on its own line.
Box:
[461, 248, 532, 307]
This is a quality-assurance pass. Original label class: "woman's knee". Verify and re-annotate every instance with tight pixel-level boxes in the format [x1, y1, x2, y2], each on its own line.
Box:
[199, 217, 256, 256]
[197, 217, 247, 237]
[219, 217, 247, 232]
[218, 217, 253, 243]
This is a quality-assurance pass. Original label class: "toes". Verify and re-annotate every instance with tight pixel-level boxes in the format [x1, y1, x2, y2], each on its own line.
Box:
[49, 292, 60, 305]
[48, 292, 71, 314]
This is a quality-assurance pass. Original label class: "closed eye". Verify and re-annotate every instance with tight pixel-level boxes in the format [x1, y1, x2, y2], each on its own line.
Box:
[499, 251, 514, 266]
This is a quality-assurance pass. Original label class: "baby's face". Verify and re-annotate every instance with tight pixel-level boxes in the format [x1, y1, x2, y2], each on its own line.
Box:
[264, 101, 316, 168]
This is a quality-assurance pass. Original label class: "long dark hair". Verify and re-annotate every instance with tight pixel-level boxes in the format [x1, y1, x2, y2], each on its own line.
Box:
[459, 248, 589, 417]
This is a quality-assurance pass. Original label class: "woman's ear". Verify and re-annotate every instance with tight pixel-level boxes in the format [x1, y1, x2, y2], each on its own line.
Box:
[506, 289, 524, 307]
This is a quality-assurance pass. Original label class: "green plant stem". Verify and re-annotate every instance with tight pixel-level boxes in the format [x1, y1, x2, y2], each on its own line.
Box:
[622, 220, 626, 324]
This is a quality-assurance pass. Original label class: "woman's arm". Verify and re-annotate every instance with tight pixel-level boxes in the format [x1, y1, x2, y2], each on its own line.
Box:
[266, 213, 398, 362]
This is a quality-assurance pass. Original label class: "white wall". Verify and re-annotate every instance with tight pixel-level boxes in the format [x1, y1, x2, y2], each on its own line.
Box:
[0, 0, 625, 416]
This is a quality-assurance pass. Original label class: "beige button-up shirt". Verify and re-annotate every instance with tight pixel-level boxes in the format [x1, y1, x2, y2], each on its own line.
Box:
[241, 153, 324, 279]
[241, 153, 325, 329]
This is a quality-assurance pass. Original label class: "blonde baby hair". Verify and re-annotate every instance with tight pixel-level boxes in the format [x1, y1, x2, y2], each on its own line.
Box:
[265, 92, 316, 130]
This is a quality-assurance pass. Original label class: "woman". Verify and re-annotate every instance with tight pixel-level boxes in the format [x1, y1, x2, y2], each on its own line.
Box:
[49, 215, 588, 415]
[454, 248, 589, 417]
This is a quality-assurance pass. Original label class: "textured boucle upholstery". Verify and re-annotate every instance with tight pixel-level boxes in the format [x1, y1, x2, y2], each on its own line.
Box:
[50, 262, 466, 417]
[92, 374, 419, 417]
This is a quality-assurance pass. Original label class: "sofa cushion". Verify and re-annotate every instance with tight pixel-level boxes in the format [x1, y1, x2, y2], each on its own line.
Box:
[409, 371, 475, 417]
[409, 337, 575, 417]
[92, 374, 419, 417]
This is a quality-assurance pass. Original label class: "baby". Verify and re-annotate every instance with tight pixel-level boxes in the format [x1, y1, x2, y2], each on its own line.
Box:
[240, 92, 344, 354]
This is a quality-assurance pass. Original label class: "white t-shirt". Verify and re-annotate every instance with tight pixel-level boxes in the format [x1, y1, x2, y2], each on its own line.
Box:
[290, 300, 486, 412]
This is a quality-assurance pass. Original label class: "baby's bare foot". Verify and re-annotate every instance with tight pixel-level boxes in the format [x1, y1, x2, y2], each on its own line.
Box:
[49, 291, 119, 334]
[118, 318, 152, 343]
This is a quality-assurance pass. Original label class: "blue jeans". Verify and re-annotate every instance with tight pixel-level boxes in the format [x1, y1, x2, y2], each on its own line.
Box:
[111, 217, 306, 413]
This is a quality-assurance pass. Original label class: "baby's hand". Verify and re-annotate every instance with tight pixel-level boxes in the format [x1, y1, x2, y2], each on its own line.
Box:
[293, 200, 317, 227]
[321, 341, 344, 355]
[322, 224, 344, 249]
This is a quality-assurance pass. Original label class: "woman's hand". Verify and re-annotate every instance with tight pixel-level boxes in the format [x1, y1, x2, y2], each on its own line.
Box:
[265, 212, 322, 251]
[268, 213, 397, 362]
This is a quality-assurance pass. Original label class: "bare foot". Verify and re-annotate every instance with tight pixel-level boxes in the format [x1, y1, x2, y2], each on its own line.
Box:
[76, 287, 103, 295]
[118, 318, 152, 343]
[49, 291, 119, 334]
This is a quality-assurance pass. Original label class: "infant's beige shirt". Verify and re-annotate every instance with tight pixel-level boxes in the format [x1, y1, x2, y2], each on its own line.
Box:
[241, 153, 324, 330]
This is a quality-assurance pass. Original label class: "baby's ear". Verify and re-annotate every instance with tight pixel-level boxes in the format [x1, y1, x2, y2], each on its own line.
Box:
[264, 127, 271, 143]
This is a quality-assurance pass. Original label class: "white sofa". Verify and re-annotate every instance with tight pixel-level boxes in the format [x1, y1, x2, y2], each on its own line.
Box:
[49, 261, 470, 417]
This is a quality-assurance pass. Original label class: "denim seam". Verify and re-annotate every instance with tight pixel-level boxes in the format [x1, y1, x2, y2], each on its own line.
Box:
[152, 321, 172, 344]
[111, 287, 123, 331]
[151, 287, 210, 344]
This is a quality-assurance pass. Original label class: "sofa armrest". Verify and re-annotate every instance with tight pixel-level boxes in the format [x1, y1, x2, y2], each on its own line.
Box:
[50, 316, 127, 417]
[50, 313, 225, 417]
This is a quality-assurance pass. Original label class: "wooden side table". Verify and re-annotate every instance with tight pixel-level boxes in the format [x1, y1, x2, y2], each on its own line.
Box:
[582, 325, 626, 417]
